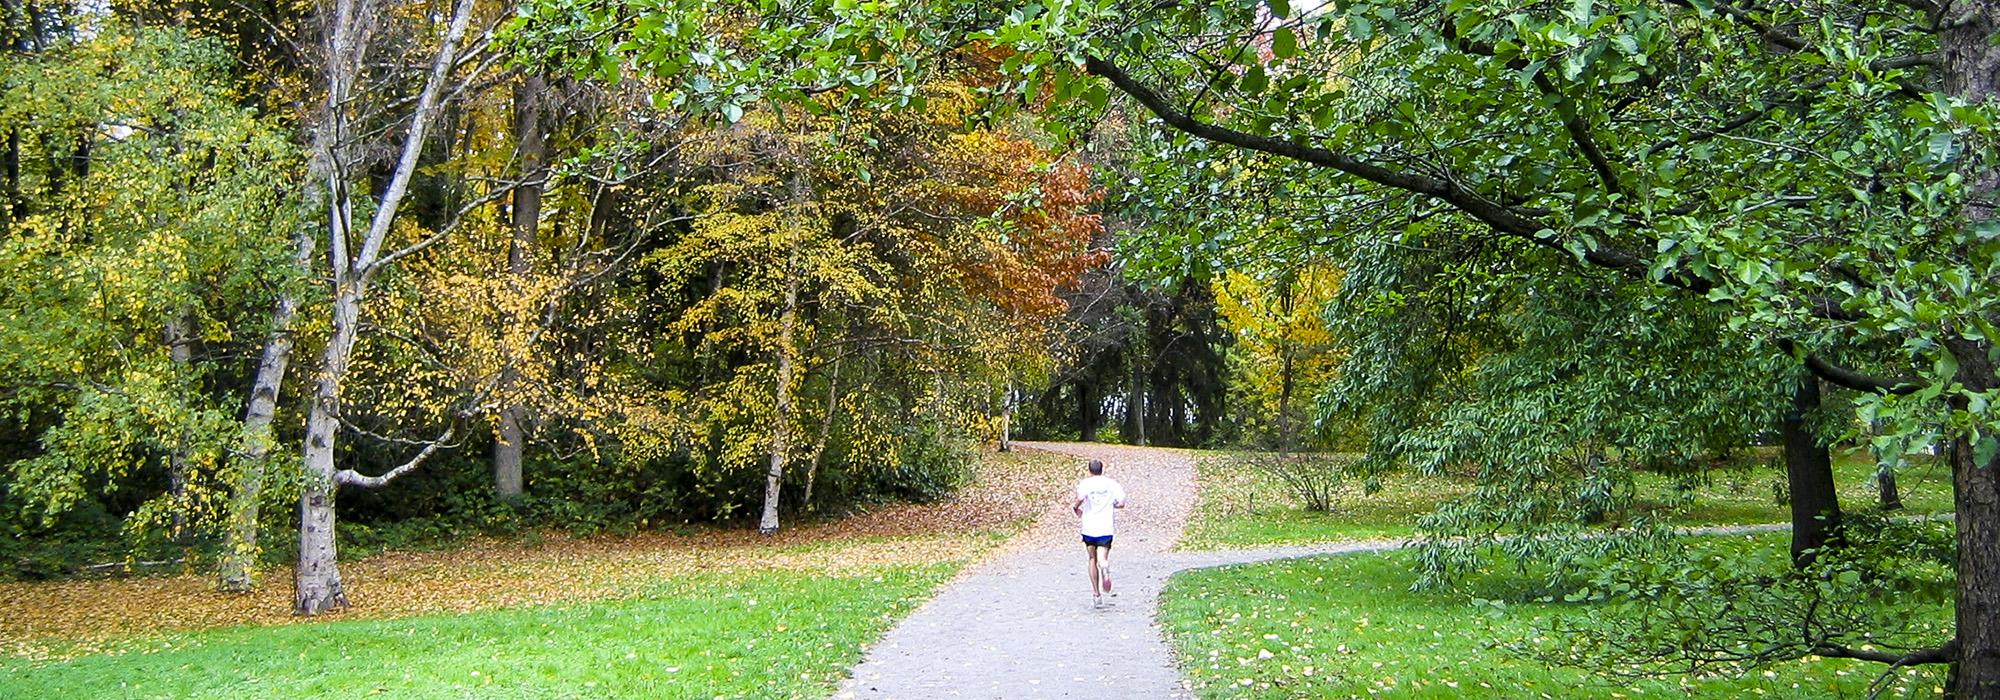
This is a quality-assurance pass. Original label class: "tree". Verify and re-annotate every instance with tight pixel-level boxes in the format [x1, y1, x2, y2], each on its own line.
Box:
[958, 0, 1997, 689]
[290, 0, 494, 614]
[545, 0, 2000, 687]
[1213, 267, 1343, 454]
[0, 23, 301, 578]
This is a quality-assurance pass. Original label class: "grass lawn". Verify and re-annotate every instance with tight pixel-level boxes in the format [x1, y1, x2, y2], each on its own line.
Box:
[1161, 537, 1952, 699]
[0, 448, 1079, 698]
[1182, 450, 1953, 550]
[0, 565, 949, 699]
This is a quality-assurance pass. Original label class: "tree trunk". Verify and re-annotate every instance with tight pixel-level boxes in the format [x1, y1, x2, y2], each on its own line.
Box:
[1942, 4, 2000, 691]
[295, 283, 362, 615]
[998, 380, 1013, 453]
[1946, 337, 2000, 695]
[1278, 348, 1296, 458]
[1877, 464, 1904, 512]
[494, 74, 546, 501]
[1781, 374, 1841, 568]
[163, 312, 194, 542]
[1125, 356, 1143, 445]
[218, 139, 324, 593]
[759, 239, 801, 535]
[294, 283, 363, 615]
[1079, 382, 1099, 442]
[802, 359, 840, 511]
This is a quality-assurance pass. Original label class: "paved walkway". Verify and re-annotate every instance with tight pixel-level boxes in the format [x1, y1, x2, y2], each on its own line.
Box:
[835, 442, 1398, 699]
[833, 443, 1900, 699]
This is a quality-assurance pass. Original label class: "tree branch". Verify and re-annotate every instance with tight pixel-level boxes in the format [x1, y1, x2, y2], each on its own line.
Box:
[1811, 639, 1955, 666]
[334, 425, 456, 488]
[1780, 339, 1921, 394]
[352, 0, 481, 274]
[1532, 73, 1626, 198]
[1804, 354, 1922, 395]
[1082, 54, 1695, 290]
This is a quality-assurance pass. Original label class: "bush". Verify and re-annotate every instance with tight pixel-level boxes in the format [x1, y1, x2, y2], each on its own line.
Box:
[1234, 451, 1352, 513]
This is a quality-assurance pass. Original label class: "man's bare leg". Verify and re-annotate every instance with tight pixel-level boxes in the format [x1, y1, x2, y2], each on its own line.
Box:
[1087, 545, 1103, 605]
[1099, 546, 1113, 593]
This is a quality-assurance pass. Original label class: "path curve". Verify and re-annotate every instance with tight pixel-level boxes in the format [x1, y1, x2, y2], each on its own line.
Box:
[835, 442, 1396, 699]
[833, 443, 1851, 699]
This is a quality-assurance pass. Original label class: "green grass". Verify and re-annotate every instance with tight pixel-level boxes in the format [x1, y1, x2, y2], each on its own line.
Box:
[0, 565, 952, 699]
[1183, 450, 1953, 550]
[1161, 538, 1950, 699]
[1645, 452, 1953, 527]
[1180, 458, 1463, 549]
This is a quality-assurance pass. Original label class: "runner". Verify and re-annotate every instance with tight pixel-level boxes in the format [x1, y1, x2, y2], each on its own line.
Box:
[1071, 458, 1126, 607]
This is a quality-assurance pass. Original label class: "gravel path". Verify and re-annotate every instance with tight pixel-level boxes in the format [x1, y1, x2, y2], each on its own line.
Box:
[834, 442, 1398, 699]
[834, 443, 1841, 699]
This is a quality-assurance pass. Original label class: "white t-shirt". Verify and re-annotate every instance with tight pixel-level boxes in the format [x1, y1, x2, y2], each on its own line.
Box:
[1076, 475, 1126, 537]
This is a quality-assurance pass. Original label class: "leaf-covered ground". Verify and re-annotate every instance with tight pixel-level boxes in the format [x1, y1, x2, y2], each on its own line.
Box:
[0, 448, 1074, 661]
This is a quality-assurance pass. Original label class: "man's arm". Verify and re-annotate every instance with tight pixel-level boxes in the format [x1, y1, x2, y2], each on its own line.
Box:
[1072, 493, 1084, 516]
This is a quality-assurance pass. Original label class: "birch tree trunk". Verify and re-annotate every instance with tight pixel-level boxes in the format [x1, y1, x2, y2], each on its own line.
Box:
[164, 312, 194, 542]
[218, 157, 321, 593]
[494, 74, 546, 500]
[759, 237, 801, 535]
[998, 380, 1013, 453]
[296, 283, 362, 614]
[293, 0, 479, 615]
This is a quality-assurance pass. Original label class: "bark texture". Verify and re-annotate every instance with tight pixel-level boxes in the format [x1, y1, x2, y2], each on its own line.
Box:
[1942, 2, 2000, 692]
[295, 284, 361, 615]
[219, 152, 321, 593]
[165, 313, 193, 542]
[1780, 375, 1842, 568]
[759, 241, 801, 535]
[1948, 339, 2000, 696]
[494, 73, 546, 500]
[294, 0, 478, 615]
[1878, 465, 1904, 512]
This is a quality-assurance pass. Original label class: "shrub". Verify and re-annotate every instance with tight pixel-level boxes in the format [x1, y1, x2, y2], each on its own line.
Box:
[1235, 450, 1352, 512]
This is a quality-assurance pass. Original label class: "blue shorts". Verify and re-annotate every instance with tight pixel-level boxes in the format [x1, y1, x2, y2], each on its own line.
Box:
[1082, 534, 1113, 547]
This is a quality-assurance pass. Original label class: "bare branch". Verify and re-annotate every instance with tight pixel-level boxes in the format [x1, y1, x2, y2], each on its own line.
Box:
[334, 424, 456, 488]
[352, 0, 482, 274]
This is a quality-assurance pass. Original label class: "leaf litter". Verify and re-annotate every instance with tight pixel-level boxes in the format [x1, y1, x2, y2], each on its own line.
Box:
[0, 448, 1075, 661]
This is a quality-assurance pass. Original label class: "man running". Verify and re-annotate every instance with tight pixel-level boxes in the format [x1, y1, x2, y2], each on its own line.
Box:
[1072, 459, 1126, 607]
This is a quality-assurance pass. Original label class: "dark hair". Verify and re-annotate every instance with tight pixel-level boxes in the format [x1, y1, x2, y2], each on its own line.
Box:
[1088, 459, 1104, 475]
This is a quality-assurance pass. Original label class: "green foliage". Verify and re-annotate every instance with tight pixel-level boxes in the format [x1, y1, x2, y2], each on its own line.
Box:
[0, 565, 954, 698]
[1161, 539, 1945, 699]
[1529, 518, 1955, 682]
[0, 23, 301, 556]
[1398, 279, 1785, 587]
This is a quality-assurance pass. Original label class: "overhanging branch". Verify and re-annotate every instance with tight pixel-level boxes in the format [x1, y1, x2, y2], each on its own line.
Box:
[1083, 54, 1691, 289]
